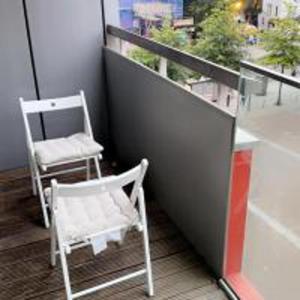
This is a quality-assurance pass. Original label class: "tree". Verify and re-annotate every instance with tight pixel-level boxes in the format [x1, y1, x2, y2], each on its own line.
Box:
[259, 3, 300, 105]
[129, 20, 190, 82]
[243, 0, 262, 26]
[188, 7, 244, 70]
[188, 0, 219, 24]
[188, 0, 242, 24]
[129, 47, 158, 71]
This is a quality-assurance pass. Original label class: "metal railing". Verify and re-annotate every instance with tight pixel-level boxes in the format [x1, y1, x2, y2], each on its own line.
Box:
[241, 61, 300, 89]
[106, 25, 300, 102]
[106, 25, 240, 90]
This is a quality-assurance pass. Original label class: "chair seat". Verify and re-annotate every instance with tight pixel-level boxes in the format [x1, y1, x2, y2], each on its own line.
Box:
[46, 185, 139, 242]
[34, 133, 103, 167]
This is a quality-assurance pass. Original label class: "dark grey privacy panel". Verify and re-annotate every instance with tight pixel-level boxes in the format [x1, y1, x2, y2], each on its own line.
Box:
[105, 48, 235, 276]
[0, 0, 42, 170]
[25, 0, 108, 144]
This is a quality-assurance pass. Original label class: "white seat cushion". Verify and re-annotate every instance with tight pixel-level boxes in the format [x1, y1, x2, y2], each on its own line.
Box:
[46, 186, 139, 242]
[34, 133, 103, 167]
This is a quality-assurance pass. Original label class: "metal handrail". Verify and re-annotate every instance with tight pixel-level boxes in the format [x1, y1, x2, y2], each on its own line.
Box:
[107, 25, 240, 90]
[241, 61, 300, 89]
[106, 25, 300, 91]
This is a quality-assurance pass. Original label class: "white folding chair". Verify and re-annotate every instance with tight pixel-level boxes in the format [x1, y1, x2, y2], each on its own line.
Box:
[20, 91, 103, 228]
[49, 159, 154, 300]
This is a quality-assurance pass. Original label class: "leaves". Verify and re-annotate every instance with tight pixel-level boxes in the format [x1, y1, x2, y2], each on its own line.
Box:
[258, 3, 300, 105]
[129, 20, 191, 81]
[188, 7, 244, 70]
[259, 4, 300, 70]
[188, 0, 240, 23]
[188, 0, 217, 23]
[129, 47, 159, 71]
[129, 6, 245, 81]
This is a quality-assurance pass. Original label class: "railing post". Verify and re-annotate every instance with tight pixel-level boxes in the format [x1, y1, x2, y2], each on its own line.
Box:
[120, 40, 127, 56]
[107, 34, 122, 53]
[159, 57, 167, 77]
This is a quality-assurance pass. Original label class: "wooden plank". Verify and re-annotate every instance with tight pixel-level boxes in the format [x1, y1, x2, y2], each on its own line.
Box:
[93, 266, 212, 300]
[0, 221, 180, 279]
[0, 235, 190, 299]
[31, 251, 207, 300]
[0, 198, 173, 252]
[169, 284, 227, 300]
[0, 165, 227, 300]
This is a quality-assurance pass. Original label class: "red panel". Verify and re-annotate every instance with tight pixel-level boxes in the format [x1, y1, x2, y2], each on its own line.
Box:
[224, 150, 264, 299]
[225, 150, 252, 276]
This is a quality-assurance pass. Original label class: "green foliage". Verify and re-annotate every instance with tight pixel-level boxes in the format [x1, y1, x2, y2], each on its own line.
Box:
[150, 21, 188, 48]
[188, 0, 239, 23]
[167, 62, 192, 82]
[129, 48, 159, 71]
[129, 20, 190, 82]
[259, 6, 300, 72]
[259, 3, 300, 105]
[188, 0, 219, 24]
[188, 7, 244, 70]
[243, 0, 262, 14]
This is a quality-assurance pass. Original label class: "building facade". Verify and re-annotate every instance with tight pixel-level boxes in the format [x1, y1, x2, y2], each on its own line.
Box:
[258, 0, 300, 29]
[119, 0, 183, 31]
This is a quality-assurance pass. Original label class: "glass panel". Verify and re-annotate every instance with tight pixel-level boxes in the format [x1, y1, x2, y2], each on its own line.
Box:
[187, 78, 239, 114]
[226, 66, 300, 299]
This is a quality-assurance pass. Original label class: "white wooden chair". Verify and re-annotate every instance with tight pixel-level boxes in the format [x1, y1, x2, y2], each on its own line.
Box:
[49, 159, 154, 300]
[20, 91, 103, 228]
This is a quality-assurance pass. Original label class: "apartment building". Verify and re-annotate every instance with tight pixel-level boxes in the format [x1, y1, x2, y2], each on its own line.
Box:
[258, 0, 300, 28]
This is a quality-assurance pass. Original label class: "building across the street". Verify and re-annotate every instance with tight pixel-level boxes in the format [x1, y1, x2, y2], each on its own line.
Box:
[119, 0, 183, 31]
[258, 0, 300, 29]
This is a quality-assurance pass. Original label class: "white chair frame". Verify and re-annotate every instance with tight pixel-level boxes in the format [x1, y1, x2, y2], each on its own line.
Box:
[20, 91, 102, 228]
[50, 159, 154, 300]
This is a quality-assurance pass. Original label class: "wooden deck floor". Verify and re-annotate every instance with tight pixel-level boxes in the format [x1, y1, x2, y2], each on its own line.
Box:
[0, 163, 227, 300]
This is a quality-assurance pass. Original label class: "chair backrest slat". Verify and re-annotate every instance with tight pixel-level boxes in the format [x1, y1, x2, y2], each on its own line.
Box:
[21, 95, 82, 114]
[52, 160, 149, 204]
[20, 90, 94, 147]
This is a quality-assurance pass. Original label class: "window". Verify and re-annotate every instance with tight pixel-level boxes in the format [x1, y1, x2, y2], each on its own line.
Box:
[267, 3, 272, 16]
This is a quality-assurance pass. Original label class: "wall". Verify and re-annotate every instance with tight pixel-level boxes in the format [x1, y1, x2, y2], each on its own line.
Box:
[105, 48, 236, 276]
[25, 0, 108, 143]
[258, 0, 300, 29]
[0, 0, 109, 170]
[0, 0, 43, 170]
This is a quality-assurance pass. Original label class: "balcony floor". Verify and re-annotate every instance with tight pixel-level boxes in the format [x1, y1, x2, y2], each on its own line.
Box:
[0, 163, 227, 300]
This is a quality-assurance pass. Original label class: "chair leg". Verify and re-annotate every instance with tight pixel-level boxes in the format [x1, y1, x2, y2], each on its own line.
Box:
[86, 159, 91, 181]
[28, 154, 37, 196]
[50, 219, 57, 267]
[94, 156, 102, 179]
[139, 189, 154, 297]
[35, 167, 50, 228]
[32, 178, 37, 196]
[143, 225, 154, 297]
[58, 239, 73, 300]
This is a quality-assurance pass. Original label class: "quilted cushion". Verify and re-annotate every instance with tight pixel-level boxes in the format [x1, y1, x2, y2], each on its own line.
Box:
[45, 185, 139, 242]
[34, 133, 103, 167]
